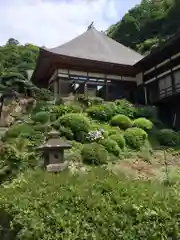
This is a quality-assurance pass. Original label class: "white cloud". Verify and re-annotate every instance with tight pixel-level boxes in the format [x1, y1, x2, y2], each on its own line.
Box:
[0, 0, 141, 47]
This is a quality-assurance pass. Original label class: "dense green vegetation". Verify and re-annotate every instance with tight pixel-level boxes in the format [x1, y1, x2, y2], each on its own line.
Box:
[1, 169, 180, 239]
[0, 38, 38, 79]
[107, 0, 180, 54]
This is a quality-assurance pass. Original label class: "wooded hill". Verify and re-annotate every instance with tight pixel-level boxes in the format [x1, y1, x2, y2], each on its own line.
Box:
[107, 0, 180, 55]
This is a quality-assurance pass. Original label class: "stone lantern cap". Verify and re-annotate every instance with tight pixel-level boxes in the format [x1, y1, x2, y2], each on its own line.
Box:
[37, 130, 72, 151]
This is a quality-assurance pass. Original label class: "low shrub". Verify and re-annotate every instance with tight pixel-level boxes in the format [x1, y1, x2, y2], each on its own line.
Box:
[5, 123, 34, 139]
[88, 97, 104, 106]
[110, 114, 133, 129]
[81, 143, 108, 165]
[34, 88, 53, 101]
[110, 134, 125, 149]
[87, 104, 115, 122]
[59, 114, 91, 143]
[59, 126, 74, 140]
[115, 99, 135, 118]
[124, 127, 148, 149]
[0, 144, 37, 183]
[2, 169, 180, 240]
[31, 111, 49, 124]
[134, 117, 153, 132]
[51, 104, 82, 119]
[157, 129, 180, 147]
[100, 138, 121, 156]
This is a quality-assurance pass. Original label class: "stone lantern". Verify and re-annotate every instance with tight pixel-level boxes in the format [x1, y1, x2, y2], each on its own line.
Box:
[37, 130, 72, 173]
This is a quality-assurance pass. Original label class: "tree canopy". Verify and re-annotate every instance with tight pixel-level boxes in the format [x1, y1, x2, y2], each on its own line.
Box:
[0, 38, 39, 79]
[107, 0, 180, 55]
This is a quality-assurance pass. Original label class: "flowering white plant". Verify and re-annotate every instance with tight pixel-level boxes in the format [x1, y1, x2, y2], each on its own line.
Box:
[87, 129, 105, 142]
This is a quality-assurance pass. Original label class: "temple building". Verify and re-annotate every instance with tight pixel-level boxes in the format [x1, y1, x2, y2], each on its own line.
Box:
[31, 25, 180, 129]
[31, 26, 143, 102]
[136, 31, 180, 129]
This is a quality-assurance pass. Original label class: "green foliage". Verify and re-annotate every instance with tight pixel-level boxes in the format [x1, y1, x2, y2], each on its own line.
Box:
[134, 117, 153, 132]
[31, 111, 49, 124]
[59, 126, 74, 140]
[59, 114, 91, 142]
[135, 106, 158, 121]
[110, 114, 133, 129]
[0, 39, 38, 78]
[34, 88, 53, 101]
[82, 143, 108, 165]
[0, 144, 37, 183]
[107, 0, 179, 54]
[5, 123, 34, 139]
[100, 138, 121, 156]
[88, 97, 104, 106]
[2, 169, 180, 239]
[157, 129, 180, 147]
[115, 99, 135, 118]
[87, 104, 115, 122]
[110, 134, 126, 149]
[124, 127, 148, 149]
[51, 104, 82, 119]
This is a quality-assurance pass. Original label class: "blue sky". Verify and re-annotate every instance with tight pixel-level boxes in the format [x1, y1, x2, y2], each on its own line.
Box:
[0, 0, 141, 47]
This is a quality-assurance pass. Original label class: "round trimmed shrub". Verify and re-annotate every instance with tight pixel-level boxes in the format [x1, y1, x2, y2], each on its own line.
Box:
[124, 127, 148, 150]
[31, 111, 49, 124]
[110, 114, 133, 129]
[110, 134, 125, 149]
[100, 138, 121, 156]
[134, 118, 153, 132]
[51, 104, 82, 119]
[59, 114, 91, 142]
[5, 123, 34, 139]
[81, 143, 108, 165]
[157, 129, 180, 147]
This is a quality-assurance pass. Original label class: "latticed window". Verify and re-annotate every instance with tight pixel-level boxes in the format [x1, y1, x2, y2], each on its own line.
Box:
[159, 74, 172, 98]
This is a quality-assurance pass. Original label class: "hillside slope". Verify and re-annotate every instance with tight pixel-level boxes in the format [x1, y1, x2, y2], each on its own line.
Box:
[107, 0, 180, 55]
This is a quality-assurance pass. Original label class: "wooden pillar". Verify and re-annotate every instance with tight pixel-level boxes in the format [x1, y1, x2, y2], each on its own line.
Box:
[170, 57, 176, 93]
[105, 78, 108, 101]
[144, 86, 148, 105]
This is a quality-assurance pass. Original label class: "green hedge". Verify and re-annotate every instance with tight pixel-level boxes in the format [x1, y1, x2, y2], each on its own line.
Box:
[157, 129, 180, 147]
[134, 117, 153, 132]
[82, 143, 108, 165]
[110, 134, 126, 149]
[31, 111, 49, 124]
[110, 114, 133, 129]
[124, 127, 148, 149]
[1, 169, 180, 239]
[58, 114, 91, 143]
[100, 138, 121, 156]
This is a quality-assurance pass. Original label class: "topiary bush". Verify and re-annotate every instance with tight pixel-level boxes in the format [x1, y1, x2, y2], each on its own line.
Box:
[124, 127, 148, 150]
[110, 134, 126, 149]
[81, 143, 108, 165]
[31, 111, 49, 124]
[100, 138, 121, 156]
[4, 123, 34, 139]
[134, 118, 153, 132]
[59, 114, 91, 143]
[110, 114, 133, 129]
[157, 129, 180, 147]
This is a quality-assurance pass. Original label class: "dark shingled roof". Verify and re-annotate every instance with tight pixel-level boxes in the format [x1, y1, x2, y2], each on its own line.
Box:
[47, 27, 143, 66]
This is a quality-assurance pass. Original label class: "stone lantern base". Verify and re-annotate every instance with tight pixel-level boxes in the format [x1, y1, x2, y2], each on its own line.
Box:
[46, 162, 68, 173]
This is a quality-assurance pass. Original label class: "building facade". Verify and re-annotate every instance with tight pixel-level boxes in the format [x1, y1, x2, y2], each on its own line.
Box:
[31, 26, 180, 129]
